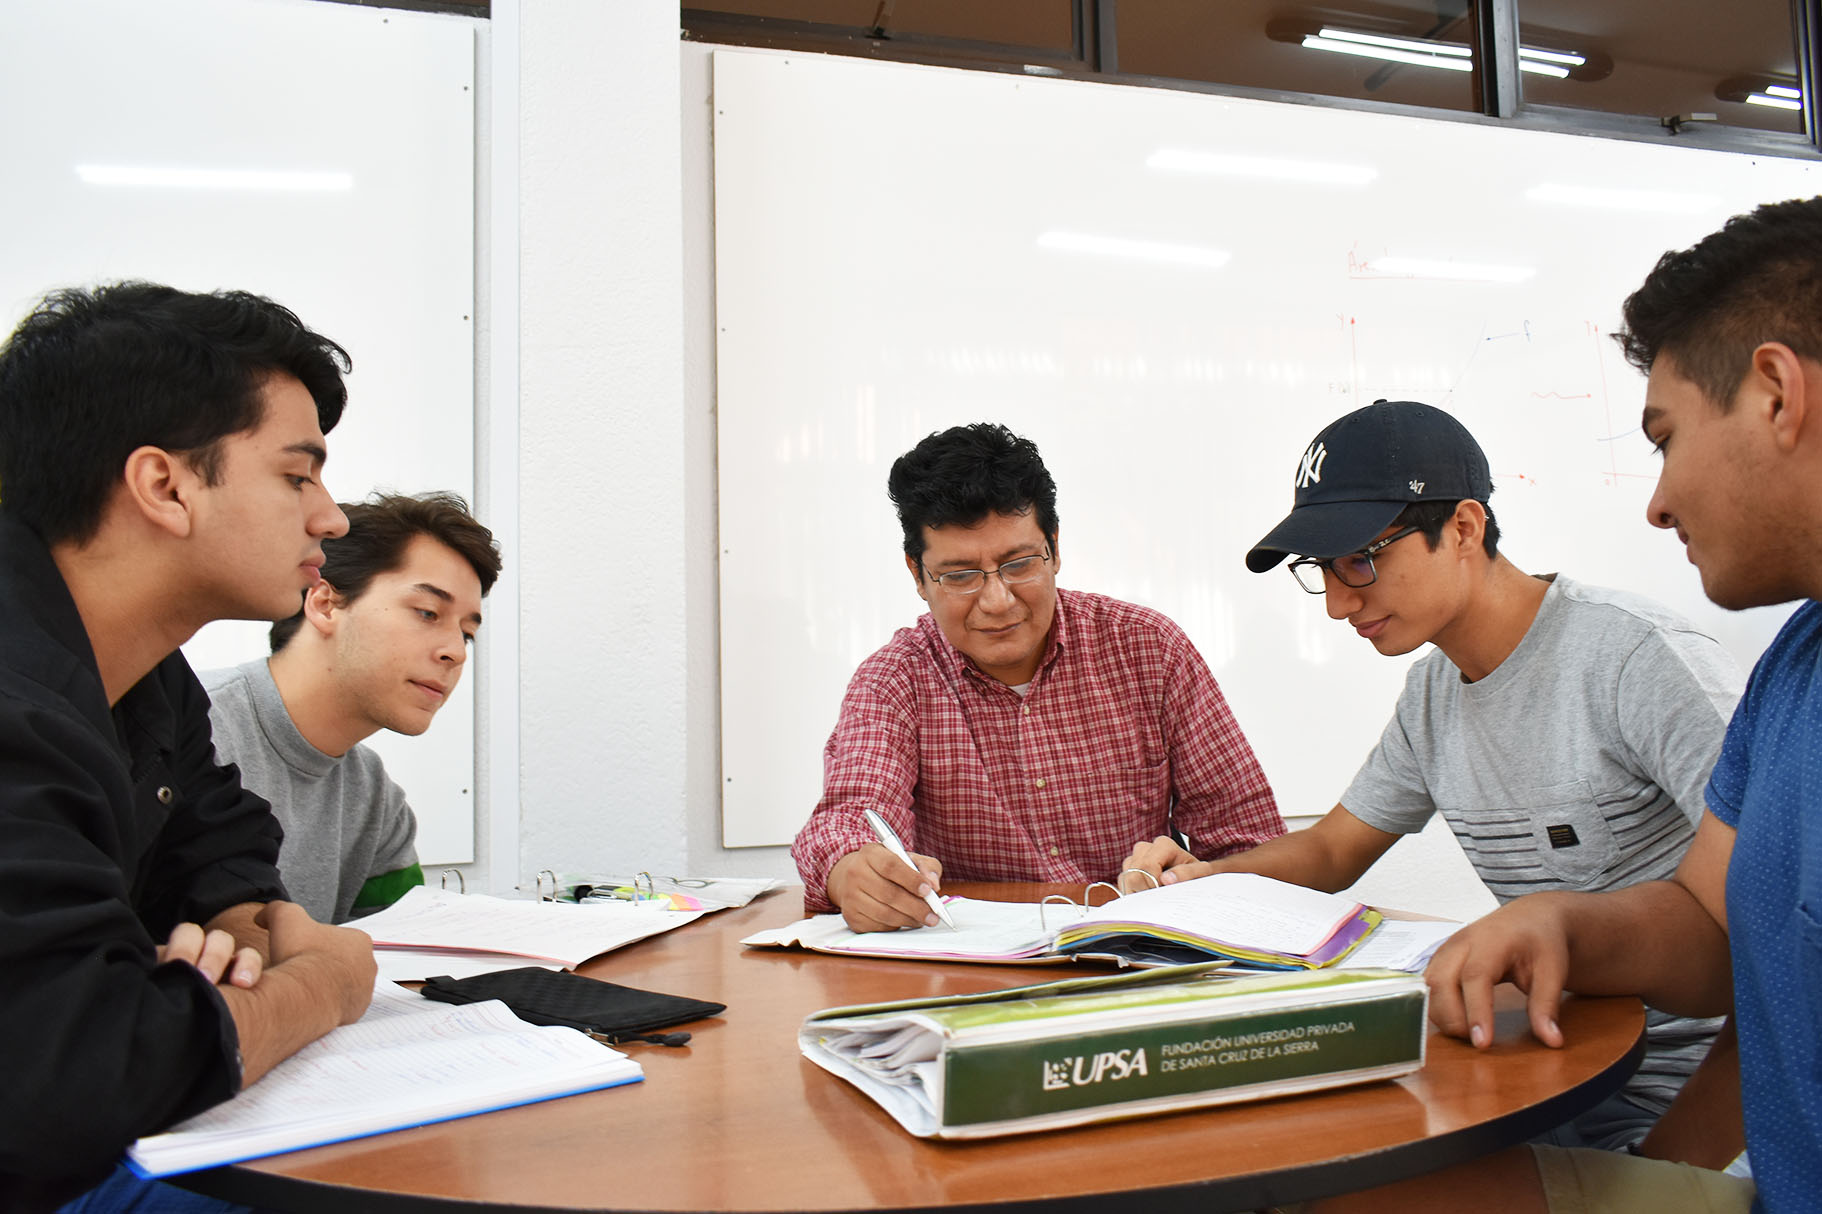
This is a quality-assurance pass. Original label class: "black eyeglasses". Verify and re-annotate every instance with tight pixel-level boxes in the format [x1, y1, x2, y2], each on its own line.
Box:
[920, 546, 1053, 595]
[1286, 525, 1422, 594]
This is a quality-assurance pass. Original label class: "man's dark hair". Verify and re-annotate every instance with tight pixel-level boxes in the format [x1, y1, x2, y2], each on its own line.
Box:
[0, 281, 350, 545]
[888, 423, 1060, 570]
[1616, 195, 1822, 410]
[1394, 499, 1500, 558]
[269, 491, 502, 653]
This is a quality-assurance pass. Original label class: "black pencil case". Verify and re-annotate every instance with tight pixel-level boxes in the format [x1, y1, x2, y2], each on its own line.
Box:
[421, 967, 725, 1046]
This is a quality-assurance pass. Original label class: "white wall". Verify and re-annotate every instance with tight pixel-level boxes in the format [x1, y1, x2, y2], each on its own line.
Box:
[511, 1, 742, 886]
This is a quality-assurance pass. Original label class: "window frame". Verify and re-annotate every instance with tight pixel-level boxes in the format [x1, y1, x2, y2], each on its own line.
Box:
[681, 0, 1822, 159]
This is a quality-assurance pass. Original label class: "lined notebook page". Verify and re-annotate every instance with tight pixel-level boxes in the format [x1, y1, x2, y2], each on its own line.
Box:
[128, 982, 640, 1176]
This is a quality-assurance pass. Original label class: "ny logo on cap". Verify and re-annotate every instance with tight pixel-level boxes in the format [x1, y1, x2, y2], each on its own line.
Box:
[1296, 440, 1328, 489]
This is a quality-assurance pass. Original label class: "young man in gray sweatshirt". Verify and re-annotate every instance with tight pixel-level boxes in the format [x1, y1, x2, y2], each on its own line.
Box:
[1123, 400, 1742, 1154]
[204, 491, 500, 924]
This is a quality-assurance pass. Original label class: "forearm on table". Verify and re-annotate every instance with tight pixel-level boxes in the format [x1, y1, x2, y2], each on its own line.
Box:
[1555, 881, 1733, 1016]
[1197, 806, 1390, 893]
[218, 953, 362, 1087]
[1197, 831, 1359, 892]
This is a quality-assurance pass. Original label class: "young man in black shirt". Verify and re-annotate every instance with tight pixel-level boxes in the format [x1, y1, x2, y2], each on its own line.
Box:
[0, 283, 377, 1211]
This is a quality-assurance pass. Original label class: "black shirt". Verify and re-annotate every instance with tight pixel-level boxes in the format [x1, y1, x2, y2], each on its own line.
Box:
[0, 515, 287, 1210]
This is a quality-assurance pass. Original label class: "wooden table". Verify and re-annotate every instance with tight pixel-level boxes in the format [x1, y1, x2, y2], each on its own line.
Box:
[185, 884, 1645, 1213]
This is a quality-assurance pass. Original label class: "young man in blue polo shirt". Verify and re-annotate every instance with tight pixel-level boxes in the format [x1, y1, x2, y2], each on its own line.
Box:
[1304, 197, 1822, 1214]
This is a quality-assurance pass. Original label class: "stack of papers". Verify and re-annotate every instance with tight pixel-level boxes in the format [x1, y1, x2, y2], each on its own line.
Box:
[358, 887, 707, 981]
[128, 982, 641, 1176]
[1337, 918, 1460, 971]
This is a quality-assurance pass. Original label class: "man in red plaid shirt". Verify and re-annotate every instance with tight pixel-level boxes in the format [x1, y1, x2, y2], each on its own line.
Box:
[791, 423, 1284, 931]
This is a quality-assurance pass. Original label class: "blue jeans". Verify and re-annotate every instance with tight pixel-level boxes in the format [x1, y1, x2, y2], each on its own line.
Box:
[56, 1164, 253, 1214]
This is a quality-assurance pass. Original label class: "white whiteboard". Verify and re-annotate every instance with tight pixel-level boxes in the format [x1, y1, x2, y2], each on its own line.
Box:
[0, 0, 478, 863]
[713, 49, 1815, 848]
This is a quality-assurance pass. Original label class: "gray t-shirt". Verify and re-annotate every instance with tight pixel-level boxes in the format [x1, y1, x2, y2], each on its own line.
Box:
[1343, 574, 1744, 1121]
[202, 658, 419, 925]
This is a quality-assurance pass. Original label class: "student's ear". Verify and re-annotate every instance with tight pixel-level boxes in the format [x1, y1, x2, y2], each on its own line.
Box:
[1048, 531, 1061, 578]
[300, 579, 346, 639]
[906, 554, 930, 603]
[1751, 341, 1813, 454]
[119, 446, 201, 539]
[1450, 500, 1487, 559]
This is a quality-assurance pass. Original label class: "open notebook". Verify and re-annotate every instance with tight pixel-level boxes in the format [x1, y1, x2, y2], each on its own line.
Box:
[126, 981, 641, 1177]
[744, 873, 1390, 970]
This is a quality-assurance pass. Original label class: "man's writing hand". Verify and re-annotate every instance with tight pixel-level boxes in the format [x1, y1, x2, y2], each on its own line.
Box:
[828, 843, 946, 932]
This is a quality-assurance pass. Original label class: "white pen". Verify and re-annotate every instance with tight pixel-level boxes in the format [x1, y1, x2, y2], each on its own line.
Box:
[862, 809, 957, 929]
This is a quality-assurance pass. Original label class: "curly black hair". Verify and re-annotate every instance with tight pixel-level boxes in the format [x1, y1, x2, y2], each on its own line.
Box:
[1616, 195, 1822, 410]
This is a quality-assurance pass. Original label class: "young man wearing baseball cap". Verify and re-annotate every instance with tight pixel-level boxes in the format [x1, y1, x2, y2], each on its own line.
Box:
[1122, 398, 1742, 1153]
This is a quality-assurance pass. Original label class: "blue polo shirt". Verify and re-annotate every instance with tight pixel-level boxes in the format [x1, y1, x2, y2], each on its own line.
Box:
[1705, 599, 1822, 1213]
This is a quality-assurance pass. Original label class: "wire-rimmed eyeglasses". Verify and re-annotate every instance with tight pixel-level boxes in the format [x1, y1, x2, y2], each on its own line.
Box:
[1286, 525, 1422, 594]
[921, 546, 1054, 595]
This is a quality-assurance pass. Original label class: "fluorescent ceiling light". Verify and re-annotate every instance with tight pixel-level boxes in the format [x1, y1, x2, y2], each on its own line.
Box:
[1037, 231, 1231, 269]
[1146, 149, 1376, 186]
[1302, 25, 1587, 80]
[1366, 256, 1535, 284]
[1525, 183, 1716, 215]
[1516, 47, 1586, 67]
[1517, 59, 1571, 79]
[1746, 93, 1803, 110]
[75, 165, 354, 191]
[1302, 34, 1471, 72]
[1316, 26, 1470, 58]
[1767, 83, 1802, 99]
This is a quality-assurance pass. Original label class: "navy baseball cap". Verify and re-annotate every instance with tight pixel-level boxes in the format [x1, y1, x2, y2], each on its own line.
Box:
[1246, 400, 1492, 573]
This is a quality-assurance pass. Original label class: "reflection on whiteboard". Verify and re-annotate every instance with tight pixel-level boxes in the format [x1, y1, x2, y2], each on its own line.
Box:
[0, 0, 476, 862]
[713, 49, 1814, 848]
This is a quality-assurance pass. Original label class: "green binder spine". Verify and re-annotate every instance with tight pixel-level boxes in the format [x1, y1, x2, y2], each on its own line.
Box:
[940, 990, 1425, 1127]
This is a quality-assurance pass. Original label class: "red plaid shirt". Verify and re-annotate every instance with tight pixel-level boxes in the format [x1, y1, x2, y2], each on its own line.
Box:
[792, 589, 1284, 910]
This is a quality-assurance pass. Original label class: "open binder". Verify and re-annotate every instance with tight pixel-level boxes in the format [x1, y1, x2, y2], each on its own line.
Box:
[744, 872, 1383, 969]
[356, 886, 712, 981]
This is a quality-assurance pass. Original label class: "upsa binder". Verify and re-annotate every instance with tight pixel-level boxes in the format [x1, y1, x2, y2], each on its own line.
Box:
[800, 964, 1428, 1139]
